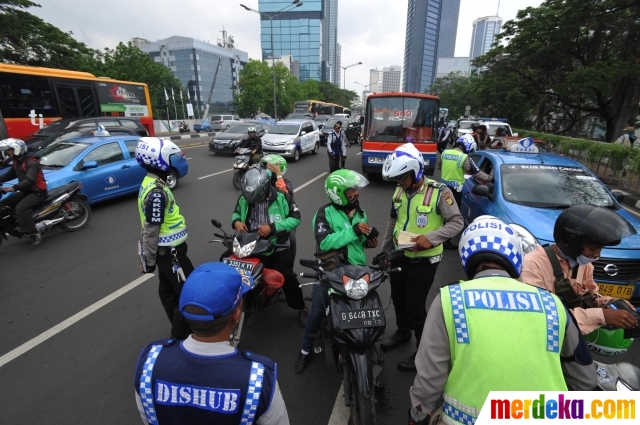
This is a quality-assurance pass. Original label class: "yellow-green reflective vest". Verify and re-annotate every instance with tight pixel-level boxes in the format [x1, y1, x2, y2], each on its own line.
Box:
[392, 180, 444, 258]
[441, 149, 467, 188]
[440, 277, 568, 425]
[138, 176, 187, 247]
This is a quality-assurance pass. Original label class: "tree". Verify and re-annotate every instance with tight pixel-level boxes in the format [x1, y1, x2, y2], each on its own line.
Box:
[0, 0, 102, 72]
[430, 72, 477, 119]
[317, 81, 358, 108]
[478, 0, 640, 140]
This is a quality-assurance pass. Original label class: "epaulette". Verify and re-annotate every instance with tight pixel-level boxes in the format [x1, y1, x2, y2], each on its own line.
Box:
[149, 338, 177, 347]
[242, 350, 276, 370]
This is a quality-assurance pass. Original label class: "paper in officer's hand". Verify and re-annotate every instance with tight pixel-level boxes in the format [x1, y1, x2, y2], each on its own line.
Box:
[397, 231, 420, 249]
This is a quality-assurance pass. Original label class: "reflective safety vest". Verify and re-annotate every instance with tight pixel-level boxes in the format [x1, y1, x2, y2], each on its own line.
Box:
[440, 149, 466, 188]
[392, 180, 444, 258]
[138, 176, 187, 246]
[440, 277, 568, 425]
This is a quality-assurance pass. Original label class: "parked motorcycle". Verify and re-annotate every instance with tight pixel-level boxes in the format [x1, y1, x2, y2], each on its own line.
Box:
[232, 147, 252, 190]
[298, 250, 404, 425]
[0, 181, 91, 248]
[179, 124, 190, 133]
[209, 219, 286, 347]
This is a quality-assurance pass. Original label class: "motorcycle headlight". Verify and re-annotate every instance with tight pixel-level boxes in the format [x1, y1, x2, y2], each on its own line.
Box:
[233, 237, 257, 258]
[510, 224, 540, 255]
[343, 278, 369, 300]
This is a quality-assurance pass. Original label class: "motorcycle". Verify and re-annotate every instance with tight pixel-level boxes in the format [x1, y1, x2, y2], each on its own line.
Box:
[0, 181, 91, 248]
[209, 219, 286, 347]
[232, 147, 252, 190]
[179, 124, 190, 133]
[298, 249, 404, 425]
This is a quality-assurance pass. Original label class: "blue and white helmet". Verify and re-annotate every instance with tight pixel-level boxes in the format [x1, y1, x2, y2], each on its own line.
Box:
[455, 134, 477, 154]
[0, 138, 27, 156]
[382, 143, 424, 182]
[458, 216, 524, 279]
[135, 137, 181, 172]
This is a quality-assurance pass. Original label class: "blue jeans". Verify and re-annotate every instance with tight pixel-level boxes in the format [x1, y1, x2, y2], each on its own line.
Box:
[301, 284, 330, 353]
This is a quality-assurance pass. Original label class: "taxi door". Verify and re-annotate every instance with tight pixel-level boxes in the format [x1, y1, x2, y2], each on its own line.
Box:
[460, 154, 499, 225]
[77, 141, 135, 202]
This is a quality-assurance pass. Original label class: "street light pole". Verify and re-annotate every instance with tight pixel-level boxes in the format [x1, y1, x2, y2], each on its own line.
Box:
[341, 62, 362, 111]
[241, 1, 303, 120]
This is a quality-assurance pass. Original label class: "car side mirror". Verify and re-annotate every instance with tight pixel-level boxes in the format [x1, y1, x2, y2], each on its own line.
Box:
[301, 131, 307, 135]
[615, 193, 625, 203]
[472, 184, 491, 198]
[82, 160, 98, 170]
[513, 133, 519, 137]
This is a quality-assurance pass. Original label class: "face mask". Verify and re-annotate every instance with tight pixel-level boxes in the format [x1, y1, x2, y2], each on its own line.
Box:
[577, 255, 598, 266]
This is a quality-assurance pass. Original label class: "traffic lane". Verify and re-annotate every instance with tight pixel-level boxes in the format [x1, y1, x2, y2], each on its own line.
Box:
[0, 146, 231, 353]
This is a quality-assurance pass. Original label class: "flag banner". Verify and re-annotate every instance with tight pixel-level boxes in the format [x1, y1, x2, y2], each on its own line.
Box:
[474, 392, 638, 424]
[179, 89, 183, 101]
[171, 87, 175, 100]
[164, 87, 169, 101]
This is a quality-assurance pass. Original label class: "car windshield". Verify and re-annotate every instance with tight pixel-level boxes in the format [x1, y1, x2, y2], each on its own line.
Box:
[484, 122, 511, 136]
[457, 121, 476, 130]
[366, 96, 439, 142]
[325, 118, 343, 128]
[227, 124, 259, 133]
[53, 129, 88, 143]
[39, 142, 91, 168]
[268, 124, 299, 135]
[315, 115, 330, 121]
[501, 165, 614, 208]
[32, 120, 66, 136]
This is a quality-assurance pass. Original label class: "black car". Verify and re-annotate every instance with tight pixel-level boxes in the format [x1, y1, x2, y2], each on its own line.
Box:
[24, 117, 148, 152]
[320, 118, 361, 145]
[209, 123, 269, 154]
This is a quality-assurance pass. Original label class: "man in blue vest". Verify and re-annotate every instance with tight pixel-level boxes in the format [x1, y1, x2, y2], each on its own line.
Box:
[134, 262, 290, 425]
[136, 137, 194, 339]
[327, 121, 347, 172]
[408, 216, 596, 425]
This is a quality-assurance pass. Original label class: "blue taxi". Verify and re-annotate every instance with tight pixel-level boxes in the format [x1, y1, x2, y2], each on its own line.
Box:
[460, 140, 640, 308]
[0, 134, 189, 204]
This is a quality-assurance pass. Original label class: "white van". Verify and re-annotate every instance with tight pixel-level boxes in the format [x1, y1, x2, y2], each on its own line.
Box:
[333, 113, 350, 119]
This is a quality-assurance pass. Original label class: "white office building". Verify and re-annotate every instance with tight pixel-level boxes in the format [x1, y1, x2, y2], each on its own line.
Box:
[470, 16, 502, 59]
[382, 66, 402, 92]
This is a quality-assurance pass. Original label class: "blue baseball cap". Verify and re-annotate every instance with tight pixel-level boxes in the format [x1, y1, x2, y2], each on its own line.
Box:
[179, 262, 254, 321]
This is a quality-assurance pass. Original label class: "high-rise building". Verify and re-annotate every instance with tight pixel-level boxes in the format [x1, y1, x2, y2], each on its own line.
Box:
[137, 36, 248, 115]
[369, 69, 383, 93]
[335, 43, 342, 86]
[258, 0, 324, 81]
[382, 66, 402, 92]
[470, 16, 502, 59]
[435, 57, 471, 78]
[266, 55, 301, 80]
[402, 0, 461, 93]
[321, 0, 339, 85]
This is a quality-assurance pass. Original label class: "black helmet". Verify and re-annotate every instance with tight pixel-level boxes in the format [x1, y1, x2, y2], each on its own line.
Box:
[553, 204, 636, 258]
[241, 165, 271, 203]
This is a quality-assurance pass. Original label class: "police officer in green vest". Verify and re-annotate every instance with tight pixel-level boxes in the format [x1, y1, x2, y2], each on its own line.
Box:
[408, 216, 596, 425]
[380, 143, 464, 371]
[441, 134, 491, 208]
[136, 137, 194, 340]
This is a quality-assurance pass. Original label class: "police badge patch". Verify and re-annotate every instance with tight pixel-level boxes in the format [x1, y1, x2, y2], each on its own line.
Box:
[416, 214, 428, 228]
[444, 193, 454, 206]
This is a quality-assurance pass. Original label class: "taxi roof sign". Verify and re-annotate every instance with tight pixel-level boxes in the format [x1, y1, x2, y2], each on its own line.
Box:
[94, 125, 110, 137]
[509, 137, 538, 153]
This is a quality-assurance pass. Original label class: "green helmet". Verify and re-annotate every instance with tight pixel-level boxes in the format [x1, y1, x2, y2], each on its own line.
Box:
[583, 328, 633, 357]
[324, 170, 369, 206]
[261, 154, 288, 176]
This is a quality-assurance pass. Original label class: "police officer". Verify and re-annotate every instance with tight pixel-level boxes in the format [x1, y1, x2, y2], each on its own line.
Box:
[134, 262, 290, 425]
[408, 217, 596, 425]
[380, 143, 463, 371]
[327, 121, 347, 172]
[440, 135, 490, 208]
[136, 137, 194, 339]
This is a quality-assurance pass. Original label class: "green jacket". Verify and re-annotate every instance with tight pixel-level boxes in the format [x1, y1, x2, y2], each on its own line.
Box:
[232, 187, 301, 251]
[313, 203, 369, 266]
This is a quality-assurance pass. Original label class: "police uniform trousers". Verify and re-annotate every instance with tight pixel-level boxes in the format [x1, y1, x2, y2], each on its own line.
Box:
[389, 255, 439, 348]
[156, 242, 195, 339]
[328, 153, 343, 173]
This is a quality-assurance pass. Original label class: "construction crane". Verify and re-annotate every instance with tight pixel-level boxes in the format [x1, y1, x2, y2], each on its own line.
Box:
[202, 56, 222, 120]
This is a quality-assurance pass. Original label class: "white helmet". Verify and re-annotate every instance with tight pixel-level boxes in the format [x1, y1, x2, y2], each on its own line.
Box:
[382, 143, 424, 182]
[0, 138, 27, 157]
[458, 216, 524, 279]
[135, 137, 181, 172]
[455, 134, 477, 154]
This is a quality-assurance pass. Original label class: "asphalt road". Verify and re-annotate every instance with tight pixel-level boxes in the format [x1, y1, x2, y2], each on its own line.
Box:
[1, 135, 638, 425]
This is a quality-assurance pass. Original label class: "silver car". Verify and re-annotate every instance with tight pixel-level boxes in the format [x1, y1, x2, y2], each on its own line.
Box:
[261, 120, 320, 162]
[210, 115, 243, 131]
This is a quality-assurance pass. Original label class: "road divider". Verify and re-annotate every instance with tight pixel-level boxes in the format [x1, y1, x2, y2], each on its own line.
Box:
[197, 169, 233, 180]
[0, 274, 155, 368]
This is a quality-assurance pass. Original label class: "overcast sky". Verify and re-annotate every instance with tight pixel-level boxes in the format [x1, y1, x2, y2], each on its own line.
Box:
[32, 0, 542, 96]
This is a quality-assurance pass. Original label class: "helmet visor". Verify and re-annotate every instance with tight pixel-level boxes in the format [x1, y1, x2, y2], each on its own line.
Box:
[570, 206, 637, 246]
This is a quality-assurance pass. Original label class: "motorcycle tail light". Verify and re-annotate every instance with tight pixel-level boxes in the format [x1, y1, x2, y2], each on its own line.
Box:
[342, 274, 370, 300]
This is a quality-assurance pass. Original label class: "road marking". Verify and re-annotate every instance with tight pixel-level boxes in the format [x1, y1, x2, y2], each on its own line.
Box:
[623, 205, 640, 218]
[0, 274, 155, 368]
[197, 169, 233, 180]
[294, 172, 328, 192]
[328, 385, 350, 424]
[356, 152, 362, 156]
[187, 158, 192, 160]
[180, 144, 208, 150]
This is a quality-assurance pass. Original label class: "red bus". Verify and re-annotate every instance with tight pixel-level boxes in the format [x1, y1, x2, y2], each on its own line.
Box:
[361, 92, 440, 179]
[0, 63, 154, 139]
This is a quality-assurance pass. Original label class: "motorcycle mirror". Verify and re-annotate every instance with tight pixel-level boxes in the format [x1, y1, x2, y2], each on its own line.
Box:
[299, 258, 319, 270]
[211, 219, 223, 228]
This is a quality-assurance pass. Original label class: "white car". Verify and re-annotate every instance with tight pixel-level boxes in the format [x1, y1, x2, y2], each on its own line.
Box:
[477, 120, 518, 137]
[210, 115, 243, 131]
[261, 120, 320, 162]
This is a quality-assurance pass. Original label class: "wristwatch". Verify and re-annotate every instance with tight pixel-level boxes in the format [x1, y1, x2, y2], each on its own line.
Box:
[277, 175, 283, 179]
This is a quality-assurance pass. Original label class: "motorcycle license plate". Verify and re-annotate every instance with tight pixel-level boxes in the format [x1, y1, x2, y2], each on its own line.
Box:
[223, 258, 254, 273]
[339, 308, 385, 330]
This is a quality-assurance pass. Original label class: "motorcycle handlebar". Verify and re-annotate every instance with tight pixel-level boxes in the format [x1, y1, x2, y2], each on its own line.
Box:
[213, 232, 225, 238]
[300, 272, 318, 279]
[390, 267, 402, 274]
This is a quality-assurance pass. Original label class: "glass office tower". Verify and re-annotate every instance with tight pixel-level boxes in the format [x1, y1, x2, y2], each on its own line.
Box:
[259, 0, 324, 81]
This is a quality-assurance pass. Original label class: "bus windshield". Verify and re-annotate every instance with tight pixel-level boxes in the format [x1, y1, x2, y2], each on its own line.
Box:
[365, 96, 439, 142]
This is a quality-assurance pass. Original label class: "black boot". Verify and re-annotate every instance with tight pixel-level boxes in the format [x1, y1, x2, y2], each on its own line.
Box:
[398, 352, 417, 371]
[295, 352, 310, 374]
[380, 328, 412, 352]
